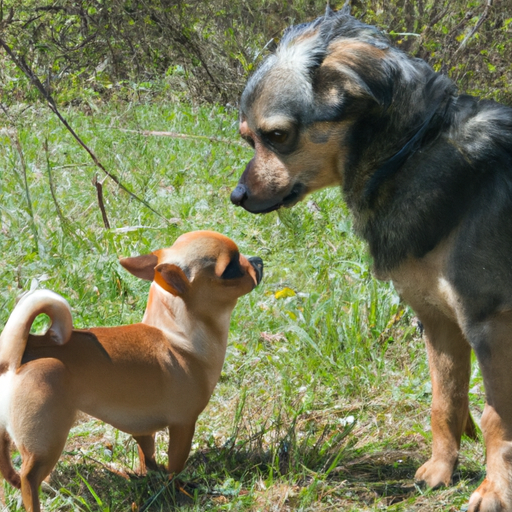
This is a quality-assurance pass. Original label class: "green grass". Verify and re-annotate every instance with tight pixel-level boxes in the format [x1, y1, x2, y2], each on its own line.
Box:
[0, 100, 486, 511]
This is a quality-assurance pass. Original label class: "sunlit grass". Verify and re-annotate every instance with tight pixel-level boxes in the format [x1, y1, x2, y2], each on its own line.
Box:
[0, 100, 485, 511]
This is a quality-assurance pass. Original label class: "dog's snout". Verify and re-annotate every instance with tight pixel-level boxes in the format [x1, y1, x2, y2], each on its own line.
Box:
[248, 256, 263, 285]
[230, 183, 247, 206]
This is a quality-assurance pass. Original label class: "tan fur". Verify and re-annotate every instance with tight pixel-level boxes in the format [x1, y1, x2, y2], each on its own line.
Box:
[239, 119, 351, 202]
[381, 235, 508, 499]
[467, 314, 512, 511]
[324, 40, 387, 67]
[0, 231, 261, 512]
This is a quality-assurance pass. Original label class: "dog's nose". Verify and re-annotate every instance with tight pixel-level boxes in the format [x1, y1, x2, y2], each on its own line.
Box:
[230, 184, 247, 206]
[248, 256, 263, 285]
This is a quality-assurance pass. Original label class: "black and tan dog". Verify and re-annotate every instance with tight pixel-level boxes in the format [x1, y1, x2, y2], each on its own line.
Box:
[0, 231, 262, 512]
[231, 4, 512, 511]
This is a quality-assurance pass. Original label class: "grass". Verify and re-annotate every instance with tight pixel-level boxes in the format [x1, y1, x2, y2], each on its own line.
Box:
[0, 99, 486, 511]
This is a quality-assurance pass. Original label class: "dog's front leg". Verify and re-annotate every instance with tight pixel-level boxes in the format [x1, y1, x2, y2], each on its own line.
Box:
[414, 310, 472, 488]
[167, 423, 196, 476]
[467, 313, 512, 512]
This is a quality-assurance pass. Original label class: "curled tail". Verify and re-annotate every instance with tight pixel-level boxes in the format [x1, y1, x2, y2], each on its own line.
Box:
[0, 289, 73, 372]
[0, 290, 72, 487]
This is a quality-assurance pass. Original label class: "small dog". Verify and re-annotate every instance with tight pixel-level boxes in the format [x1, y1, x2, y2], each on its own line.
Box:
[231, 4, 512, 511]
[0, 230, 263, 512]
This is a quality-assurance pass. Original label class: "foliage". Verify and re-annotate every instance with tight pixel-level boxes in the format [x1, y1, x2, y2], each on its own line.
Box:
[0, 0, 328, 104]
[0, 101, 486, 510]
[0, 0, 511, 105]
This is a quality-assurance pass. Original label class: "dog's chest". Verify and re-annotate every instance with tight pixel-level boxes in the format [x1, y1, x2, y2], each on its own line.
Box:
[380, 239, 465, 325]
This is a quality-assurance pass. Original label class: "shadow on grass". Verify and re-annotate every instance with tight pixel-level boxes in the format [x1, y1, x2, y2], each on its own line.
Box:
[49, 461, 196, 511]
[45, 445, 484, 511]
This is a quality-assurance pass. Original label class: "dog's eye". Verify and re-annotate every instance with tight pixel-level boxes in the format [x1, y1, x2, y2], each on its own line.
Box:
[265, 130, 288, 145]
[221, 257, 244, 279]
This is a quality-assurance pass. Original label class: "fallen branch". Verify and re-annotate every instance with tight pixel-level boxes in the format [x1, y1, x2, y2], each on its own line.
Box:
[0, 36, 171, 225]
[113, 128, 245, 147]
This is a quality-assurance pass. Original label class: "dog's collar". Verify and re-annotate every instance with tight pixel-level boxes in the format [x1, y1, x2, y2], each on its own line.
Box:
[364, 89, 452, 206]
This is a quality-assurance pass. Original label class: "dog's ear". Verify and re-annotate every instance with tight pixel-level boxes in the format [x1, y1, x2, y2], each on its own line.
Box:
[119, 254, 158, 281]
[311, 66, 374, 122]
[324, 1, 351, 20]
[214, 253, 232, 277]
[311, 50, 394, 122]
[325, 3, 335, 17]
[154, 263, 190, 297]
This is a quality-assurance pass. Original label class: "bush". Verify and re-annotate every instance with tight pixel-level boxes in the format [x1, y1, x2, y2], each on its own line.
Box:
[1, 0, 511, 104]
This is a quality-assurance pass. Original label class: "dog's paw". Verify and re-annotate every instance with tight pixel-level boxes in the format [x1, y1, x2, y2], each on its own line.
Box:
[414, 457, 454, 489]
[468, 478, 508, 512]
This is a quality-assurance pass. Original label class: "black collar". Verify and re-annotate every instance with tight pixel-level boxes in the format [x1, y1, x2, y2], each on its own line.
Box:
[364, 89, 452, 206]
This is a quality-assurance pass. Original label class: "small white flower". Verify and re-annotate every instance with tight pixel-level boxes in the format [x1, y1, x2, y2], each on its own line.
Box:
[340, 415, 355, 427]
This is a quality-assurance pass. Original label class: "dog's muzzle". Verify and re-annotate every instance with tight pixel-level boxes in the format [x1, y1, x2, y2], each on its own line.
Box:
[248, 256, 263, 285]
[230, 182, 306, 214]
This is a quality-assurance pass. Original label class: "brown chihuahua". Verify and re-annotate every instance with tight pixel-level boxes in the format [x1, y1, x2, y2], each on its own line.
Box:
[0, 230, 263, 512]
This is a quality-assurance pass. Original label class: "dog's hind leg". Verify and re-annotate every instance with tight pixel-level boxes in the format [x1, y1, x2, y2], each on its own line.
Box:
[0, 431, 20, 489]
[167, 423, 195, 476]
[11, 364, 75, 512]
[467, 312, 512, 512]
[17, 422, 72, 512]
[464, 410, 479, 440]
[134, 434, 161, 473]
[18, 447, 56, 512]
[414, 310, 472, 488]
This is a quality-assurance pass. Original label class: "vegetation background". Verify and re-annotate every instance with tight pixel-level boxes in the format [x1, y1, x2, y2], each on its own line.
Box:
[0, 0, 511, 510]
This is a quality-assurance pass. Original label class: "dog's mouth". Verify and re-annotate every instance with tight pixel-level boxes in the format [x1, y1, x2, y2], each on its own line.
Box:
[231, 182, 306, 214]
[282, 182, 306, 207]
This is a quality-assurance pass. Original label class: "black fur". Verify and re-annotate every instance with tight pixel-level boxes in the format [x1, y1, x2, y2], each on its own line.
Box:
[237, 8, 512, 327]
[233, 8, 512, 502]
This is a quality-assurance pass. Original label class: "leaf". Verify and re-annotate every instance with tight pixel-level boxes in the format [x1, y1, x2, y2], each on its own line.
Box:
[274, 287, 296, 299]
[77, 473, 108, 511]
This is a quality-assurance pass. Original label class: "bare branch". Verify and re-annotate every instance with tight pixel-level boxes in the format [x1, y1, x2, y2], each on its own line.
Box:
[113, 128, 245, 147]
[0, 35, 171, 225]
[455, 0, 492, 54]
[92, 175, 111, 229]
[44, 138, 68, 226]
[7, 127, 40, 254]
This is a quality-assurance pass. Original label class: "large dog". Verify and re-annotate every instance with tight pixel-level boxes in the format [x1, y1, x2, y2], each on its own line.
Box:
[230, 4, 512, 511]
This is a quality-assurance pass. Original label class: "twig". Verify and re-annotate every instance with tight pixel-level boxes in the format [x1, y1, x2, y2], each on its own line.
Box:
[0, 6, 13, 31]
[44, 138, 68, 226]
[389, 32, 421, 37]
[113, 128, 245, 147]
[0, 36, 171, 225]
[52, 163, 93, 169]
[429, 3, 451, 28]
[377, 306, 406, 344]
[92, 175, 110, 229]
[6, 126, 40, 254]
[455, 0, 492, 54]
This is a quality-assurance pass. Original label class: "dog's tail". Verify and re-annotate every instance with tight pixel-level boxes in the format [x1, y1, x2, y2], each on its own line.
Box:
[0, 289, 73, 372]
[0, 290, 71, 488]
